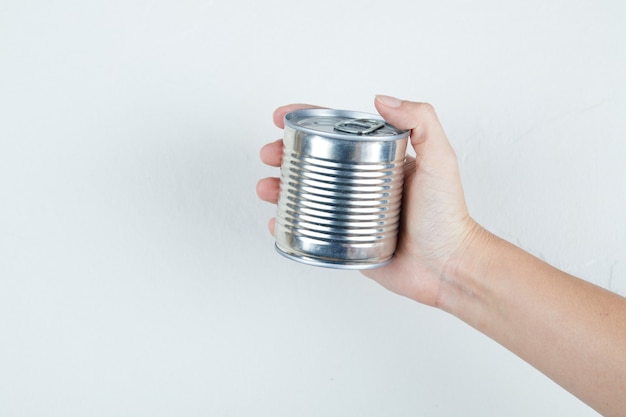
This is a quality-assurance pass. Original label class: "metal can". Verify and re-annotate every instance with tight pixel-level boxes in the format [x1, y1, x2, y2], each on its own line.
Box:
[274, 108, 409, 269]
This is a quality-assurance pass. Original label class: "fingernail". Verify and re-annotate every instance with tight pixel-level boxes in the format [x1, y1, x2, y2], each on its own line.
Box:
[376, 94, 402, 108]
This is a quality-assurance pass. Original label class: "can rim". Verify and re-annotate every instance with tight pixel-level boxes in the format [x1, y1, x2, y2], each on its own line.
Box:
[284, 108, 409, 141]
[275, 244, 392, 270]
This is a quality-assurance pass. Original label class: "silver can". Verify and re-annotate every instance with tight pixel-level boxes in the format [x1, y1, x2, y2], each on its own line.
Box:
[274, 108, 409, 269]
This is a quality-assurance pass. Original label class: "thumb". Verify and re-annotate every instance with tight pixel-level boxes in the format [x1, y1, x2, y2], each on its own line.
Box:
[374, 95, 451, 155]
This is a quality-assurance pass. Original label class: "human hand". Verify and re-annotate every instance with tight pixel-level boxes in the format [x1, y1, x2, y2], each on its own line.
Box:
[259, 97, 626, 417]
[256, 96, 483, 307]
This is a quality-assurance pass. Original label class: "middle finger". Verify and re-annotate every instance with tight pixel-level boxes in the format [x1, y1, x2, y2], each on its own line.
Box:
[260, 139, 283, 167]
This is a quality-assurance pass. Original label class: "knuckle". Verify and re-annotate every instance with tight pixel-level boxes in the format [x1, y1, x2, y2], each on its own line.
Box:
[417, 102, 436, 118]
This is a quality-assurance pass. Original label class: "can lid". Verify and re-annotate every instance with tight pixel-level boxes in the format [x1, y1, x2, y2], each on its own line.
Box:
[284, 108, 409, 141]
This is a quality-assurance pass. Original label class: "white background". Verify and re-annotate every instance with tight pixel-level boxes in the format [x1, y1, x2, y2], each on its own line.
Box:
[1, 0, 625, 416]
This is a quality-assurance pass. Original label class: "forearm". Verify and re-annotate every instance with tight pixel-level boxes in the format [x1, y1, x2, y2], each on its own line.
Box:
[439, 227, 626, 417]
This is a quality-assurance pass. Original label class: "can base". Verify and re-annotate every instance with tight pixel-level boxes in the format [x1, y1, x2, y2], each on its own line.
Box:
[274, 244, 392, 270]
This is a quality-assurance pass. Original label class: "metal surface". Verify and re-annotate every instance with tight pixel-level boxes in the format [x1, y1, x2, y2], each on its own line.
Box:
[333, 118, 385, 135]
[274, 109, 409, 269]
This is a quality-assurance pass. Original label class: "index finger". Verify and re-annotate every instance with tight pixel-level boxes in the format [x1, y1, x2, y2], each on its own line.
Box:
[273, 103, 326, 129]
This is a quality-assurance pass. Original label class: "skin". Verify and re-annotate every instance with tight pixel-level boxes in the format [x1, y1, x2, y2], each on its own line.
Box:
[256, 95, 626, 416]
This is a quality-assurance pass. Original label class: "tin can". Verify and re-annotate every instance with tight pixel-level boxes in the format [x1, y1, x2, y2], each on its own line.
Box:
[274, 108, 409, 269]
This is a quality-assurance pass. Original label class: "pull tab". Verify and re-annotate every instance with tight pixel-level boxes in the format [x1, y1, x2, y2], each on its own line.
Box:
[334, 118, 385, 135]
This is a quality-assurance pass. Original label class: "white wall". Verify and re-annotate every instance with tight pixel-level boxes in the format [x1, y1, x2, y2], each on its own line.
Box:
[1, 1, 624, 416]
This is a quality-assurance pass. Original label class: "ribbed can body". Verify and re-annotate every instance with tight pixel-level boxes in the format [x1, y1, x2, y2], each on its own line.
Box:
[274, 109, 409, 269]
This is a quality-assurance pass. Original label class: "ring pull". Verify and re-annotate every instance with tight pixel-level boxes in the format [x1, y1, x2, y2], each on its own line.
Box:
[334, 118, 385, 135]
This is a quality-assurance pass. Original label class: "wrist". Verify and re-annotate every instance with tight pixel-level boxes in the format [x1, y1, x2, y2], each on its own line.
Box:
[436, 221, 502, 329]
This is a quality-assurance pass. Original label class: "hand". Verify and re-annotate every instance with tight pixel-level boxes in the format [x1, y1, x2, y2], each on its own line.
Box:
[256, 96, 483, 307]
[259, 97, 626, 417]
